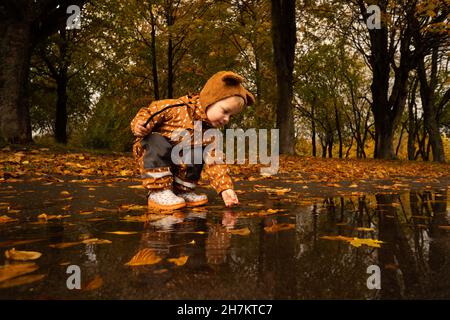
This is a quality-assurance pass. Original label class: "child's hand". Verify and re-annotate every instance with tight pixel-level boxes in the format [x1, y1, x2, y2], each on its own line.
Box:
[221, 189, 239, 207]
[134, 119, 152, 137]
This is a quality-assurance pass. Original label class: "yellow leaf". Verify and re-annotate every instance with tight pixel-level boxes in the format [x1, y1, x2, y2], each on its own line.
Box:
[264, 223, 295, 233]
[105, 231, 138, 235]
[167, 256, 189, 266]
[125, 249, 162, 266]
[119, 204, 147, 211]
[254, 187, 291, 195]
[128, 185, 144, 189]
[81, 238, 112, 245]
[321, 235, 353, 242]
[79, 210, 94, 215]
[49, 241, 82, 249]
[0, 215, 18, 223]
[5, 248, 42, 261]
[228, 227, 251, 236]
[326, 183, 341, 187]
[355, 227, 375, 232]
[82, 275, 103, 291]
[38, 213, 70, 220]
[349, 238, 385, 248]
[0, 274, 45, 289]
[60, 191, 71, 196]
[267, 209, 287, 214]
[122, 214, 166, 223]
[0, 263, 38, 282]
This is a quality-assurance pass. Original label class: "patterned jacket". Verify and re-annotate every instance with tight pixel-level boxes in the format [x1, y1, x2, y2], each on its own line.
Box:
[130, 94, 233, 194]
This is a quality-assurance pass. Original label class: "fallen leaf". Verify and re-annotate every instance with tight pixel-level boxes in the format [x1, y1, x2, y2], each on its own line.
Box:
[0, 263, 38, 282]
[167, 256, 189, 266]
[320, 235, 353, 242]
[264, 223, 295, 233]
[125, 249, 162, 266]
[128, 185, 144, 189]
[355, 227, 375, 232]
[105, 231, 138, 235]
[0, 215, 18, 223]
[0, 274, 45, 288]
[5, 248, 42, 261]
[83, 275, 103, 291]
[79, 210, 94, 215]
[228, 227, 251, 236]
[119, 204, 147, 211]
[38, 213, 70, 220]
[326, 183, 342, 188]
[438, 226, 450, 231]
[60, 191, 71, 196]
[349, 238, 385, 248]
[267, 209, 288, 214]
[49, 241, 82, 249]
[122, 214, 166, 223]
[254, 187, 291, 195]
[81, 238, 112, 245]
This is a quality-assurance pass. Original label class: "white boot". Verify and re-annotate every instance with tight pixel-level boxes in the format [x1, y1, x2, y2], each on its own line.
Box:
[176, 191, 208, 207]
[147, 189, 186, 210]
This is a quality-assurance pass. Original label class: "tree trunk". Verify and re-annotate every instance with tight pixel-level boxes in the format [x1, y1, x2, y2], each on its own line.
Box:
[271, 0, 296, 155]
[334, 102, 343, 158]
[321, 141, 327, 158]
[150, 1, 159, 100]
[417, 49, 445, 162]
[407, 78, 418, 160]
[363, 2, 411, 159]
[395, 124, 405, 157]
[55, 75, 68, 144]
[311, 104, 316, 157]
[167, 37, 174, 98]
[0, 22, 33, 143]
[328, 135, 333, 158]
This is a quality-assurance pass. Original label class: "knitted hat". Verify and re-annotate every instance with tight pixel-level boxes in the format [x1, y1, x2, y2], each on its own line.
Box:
[199, 71, 255, 111]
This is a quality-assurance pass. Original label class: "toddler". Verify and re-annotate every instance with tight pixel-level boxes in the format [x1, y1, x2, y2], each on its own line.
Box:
[131, 71, 254, 210]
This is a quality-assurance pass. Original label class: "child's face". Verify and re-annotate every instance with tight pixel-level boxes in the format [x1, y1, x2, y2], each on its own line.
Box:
[205, 96, 244, 127]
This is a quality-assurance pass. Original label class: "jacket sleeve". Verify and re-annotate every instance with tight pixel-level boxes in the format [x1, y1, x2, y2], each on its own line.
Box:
[202, 139, 233, 194]
[130, 101, 171, 137]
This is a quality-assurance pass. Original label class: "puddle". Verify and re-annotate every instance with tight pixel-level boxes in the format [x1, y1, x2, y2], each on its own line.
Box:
[0, 188, 449, 299]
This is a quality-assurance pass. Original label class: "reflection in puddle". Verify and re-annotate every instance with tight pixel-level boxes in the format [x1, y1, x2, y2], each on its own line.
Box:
[0, 189, 449, 299]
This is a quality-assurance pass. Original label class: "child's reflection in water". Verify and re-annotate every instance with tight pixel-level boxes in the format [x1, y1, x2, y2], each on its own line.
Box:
[206, 210, 238, 265]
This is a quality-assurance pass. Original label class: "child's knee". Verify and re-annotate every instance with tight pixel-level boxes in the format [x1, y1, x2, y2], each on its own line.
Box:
[141, 133, 173, 169]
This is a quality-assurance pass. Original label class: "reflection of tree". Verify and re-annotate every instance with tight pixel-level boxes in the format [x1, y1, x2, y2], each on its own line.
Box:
[206, 223, 230, 265]
[428, 190, 449, 298]
[377, 194, 408, 299]
[377, 190, 450, 299]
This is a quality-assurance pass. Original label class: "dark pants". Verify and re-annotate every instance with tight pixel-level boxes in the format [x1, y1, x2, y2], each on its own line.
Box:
[139, 133, 204, 191]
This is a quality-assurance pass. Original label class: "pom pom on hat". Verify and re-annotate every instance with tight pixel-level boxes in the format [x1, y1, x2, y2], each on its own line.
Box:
[199, 71, 255, 110]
